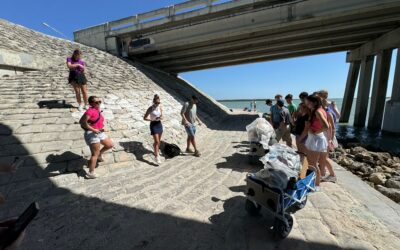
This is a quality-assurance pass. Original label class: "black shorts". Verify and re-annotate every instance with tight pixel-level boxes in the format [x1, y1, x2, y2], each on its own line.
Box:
[150, 121, 163, 135]
[68, 71, 87, 85]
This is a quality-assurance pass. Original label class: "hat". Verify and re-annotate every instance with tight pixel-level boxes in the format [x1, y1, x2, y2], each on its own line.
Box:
[277, 100, 284, 107]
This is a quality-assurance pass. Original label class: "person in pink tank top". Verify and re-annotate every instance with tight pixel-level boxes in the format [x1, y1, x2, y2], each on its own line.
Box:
[79, 96, 113, 179]
[304, 94, 330, 186]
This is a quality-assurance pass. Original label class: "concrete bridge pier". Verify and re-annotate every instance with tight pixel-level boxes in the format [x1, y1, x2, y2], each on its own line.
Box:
[345, 27, 400, 130]
[382, 49, 400, 133]
[354, 56, 374, 127]
[368, 49, 392, 129]
[340, 61, 361, 123]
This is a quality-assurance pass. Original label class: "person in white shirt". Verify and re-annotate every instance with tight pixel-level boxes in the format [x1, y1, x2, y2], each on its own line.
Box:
[144, 94, 164, 165]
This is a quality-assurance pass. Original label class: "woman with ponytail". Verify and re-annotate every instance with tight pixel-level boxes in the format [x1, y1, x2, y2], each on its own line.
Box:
[305, 94, 330, 186]
[144, 94, 164, 165]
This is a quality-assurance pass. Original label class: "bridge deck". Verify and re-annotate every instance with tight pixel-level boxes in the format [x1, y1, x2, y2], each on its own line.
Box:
[74, 0, 400, 73]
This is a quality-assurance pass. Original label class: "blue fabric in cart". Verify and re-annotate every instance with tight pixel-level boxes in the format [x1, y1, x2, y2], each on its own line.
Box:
[283, 171, 316, 209]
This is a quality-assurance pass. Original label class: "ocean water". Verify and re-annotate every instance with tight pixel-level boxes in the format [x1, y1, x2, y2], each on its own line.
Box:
[218, 98, 400, 155]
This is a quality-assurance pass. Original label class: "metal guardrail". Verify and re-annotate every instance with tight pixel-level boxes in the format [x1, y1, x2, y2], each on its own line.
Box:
[75, 0, 274, 37]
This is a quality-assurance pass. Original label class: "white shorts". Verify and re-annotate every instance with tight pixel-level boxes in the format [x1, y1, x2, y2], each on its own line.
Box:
[84, 131, 107, 145]
[305, 132, 328, 152]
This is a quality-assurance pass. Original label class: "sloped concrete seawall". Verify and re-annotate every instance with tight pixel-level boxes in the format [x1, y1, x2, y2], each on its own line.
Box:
[0, 18, 229, 181]
[0, 19, 229, 118]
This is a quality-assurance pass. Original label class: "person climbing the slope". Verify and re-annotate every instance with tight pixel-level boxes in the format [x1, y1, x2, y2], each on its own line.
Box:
[80, 96, 113, 179]
[67, 49, 89, 111]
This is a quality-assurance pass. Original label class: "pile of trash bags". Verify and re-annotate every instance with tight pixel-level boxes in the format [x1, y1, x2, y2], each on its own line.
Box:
[256, 144, 302, 190]
[246, 115, 302, 190]
[246, 114, 277, 149]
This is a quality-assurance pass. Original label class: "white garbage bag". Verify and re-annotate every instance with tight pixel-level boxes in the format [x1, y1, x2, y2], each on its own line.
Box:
[246, 114, 275, 149]
[254, 144, 301, 190]
[261, 144, 301, 175]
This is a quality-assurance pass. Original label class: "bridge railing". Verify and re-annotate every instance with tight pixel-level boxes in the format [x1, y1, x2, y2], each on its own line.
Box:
[75, 0, 271, 38]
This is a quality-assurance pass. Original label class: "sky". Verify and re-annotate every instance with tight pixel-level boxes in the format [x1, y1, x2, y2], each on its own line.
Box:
[1, 0, 396, 100]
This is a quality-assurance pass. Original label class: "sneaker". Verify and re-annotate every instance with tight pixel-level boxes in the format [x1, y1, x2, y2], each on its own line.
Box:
[78, 104, 84, 112]
[322, 175, 337, 183]
[152, 155, 159, 166]
[194, 150, 201, 157]
[185, 148, 194, 154]
[86, 171, 98, 179]
[156, 157, 162, 165]
[84, 104, 89, 110]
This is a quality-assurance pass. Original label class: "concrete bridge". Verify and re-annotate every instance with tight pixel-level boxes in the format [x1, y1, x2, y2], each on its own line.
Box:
[74, 0, 400, 132]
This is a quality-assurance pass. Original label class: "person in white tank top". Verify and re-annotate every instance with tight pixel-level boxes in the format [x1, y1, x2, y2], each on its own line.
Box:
[149, 105, 161, 121]
[144, 94, 164, 165]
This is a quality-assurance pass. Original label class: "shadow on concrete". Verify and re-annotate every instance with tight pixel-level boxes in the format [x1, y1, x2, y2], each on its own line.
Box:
[44, 152, 87, 178]
[228, 185, 247, 193]
[37, 100, 74, 109]
[119, 141, 158, 166]
[209, 195, 344, 249]
[233, 141, 251, 153]
[0, 123, 354, 249]
[216, 152, 262, 173]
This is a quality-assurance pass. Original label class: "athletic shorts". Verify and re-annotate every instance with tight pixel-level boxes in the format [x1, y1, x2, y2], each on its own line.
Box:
[185, 124, 196, 136]
[305, 132, 328, 152]
[150, 121, 163, 135]
[84, 131, 107, 145]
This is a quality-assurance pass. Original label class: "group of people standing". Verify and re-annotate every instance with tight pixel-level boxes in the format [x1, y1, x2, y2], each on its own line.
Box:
[266, 91, 340, 185]
[143, 94, 202, 165]
[66, 49, 202, 179]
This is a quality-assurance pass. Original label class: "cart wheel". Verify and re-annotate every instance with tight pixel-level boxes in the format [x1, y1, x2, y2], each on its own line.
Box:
[245, 199, 261, 216]
[273, 214, 293, 239]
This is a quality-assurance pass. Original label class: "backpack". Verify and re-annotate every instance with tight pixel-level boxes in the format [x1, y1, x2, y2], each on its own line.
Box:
[163, 143, 181, 158]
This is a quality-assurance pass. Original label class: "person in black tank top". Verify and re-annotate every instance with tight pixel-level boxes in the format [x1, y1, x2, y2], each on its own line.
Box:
[294, 102, 310, 154]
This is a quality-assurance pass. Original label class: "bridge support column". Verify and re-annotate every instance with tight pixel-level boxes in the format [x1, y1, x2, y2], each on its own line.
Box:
[368, 49, 392, 129]
[340, 61, 360, 123]
[105, 37, 120, 56]
[383, 49, 400, 133]
[354, 56, 374, 127]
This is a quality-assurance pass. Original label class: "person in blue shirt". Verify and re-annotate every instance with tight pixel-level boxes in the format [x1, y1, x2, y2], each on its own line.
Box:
[270, 94, 283, 129]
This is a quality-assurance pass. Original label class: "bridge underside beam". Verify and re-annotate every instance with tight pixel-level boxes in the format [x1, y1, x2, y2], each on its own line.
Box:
[151, 30, 380, 68]
[159, 43, 364, 72]
[347, 27, 400, 62]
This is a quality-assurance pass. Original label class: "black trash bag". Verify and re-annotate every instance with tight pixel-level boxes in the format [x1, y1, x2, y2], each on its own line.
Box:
[163, 143, 181, 158]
